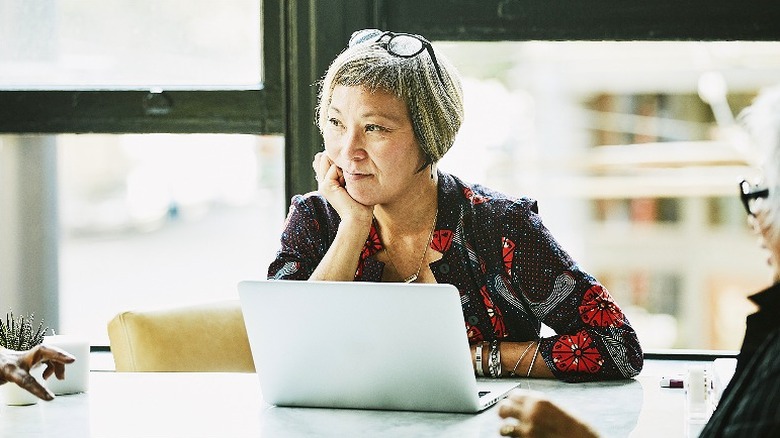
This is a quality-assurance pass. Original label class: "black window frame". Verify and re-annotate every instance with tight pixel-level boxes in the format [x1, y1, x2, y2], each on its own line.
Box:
[2, 0, 779, 354]
[3, 0, 779, 200]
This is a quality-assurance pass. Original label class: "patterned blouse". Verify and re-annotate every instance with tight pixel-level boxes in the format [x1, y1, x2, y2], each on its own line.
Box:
[268, 171, 644, 382]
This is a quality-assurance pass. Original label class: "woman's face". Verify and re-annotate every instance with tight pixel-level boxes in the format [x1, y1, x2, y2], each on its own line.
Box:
[323, 85, 427, 206]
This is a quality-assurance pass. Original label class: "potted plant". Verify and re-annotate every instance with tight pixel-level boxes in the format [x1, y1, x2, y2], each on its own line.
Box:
[0, 311, 49, 351]
[0, 311, 49, 405]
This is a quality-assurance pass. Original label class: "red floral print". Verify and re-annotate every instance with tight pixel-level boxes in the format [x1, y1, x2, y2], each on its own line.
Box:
[463, 187, 489, 204]
[480, 286, 507, 338]
[355, 224, 383, 278]
[579, 285, 625, 328]
[501, 237, 515, 276]
[431, 229, 453, 253]
[552, 330, 603, 373]
[467, 323, 483, 343]
[361, 224, 382, 259]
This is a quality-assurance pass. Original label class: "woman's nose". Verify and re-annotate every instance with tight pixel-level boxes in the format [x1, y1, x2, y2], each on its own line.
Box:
[341, 129, 368, 161]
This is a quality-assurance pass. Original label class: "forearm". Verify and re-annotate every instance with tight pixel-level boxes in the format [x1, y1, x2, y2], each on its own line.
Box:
[471, 341, 554, 379]
[501, 341, 554, 378]
[309, 218, 371, 281]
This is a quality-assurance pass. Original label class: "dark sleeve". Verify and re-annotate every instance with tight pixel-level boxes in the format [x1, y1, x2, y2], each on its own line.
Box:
[700, 333, 780, 437]
[267, 194, 338, 280]
[508, 199, 644, 382]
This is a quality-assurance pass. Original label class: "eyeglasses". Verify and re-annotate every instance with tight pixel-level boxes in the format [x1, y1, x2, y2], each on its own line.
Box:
[348, 29, 444, 85]
[739, 179, 769, 216]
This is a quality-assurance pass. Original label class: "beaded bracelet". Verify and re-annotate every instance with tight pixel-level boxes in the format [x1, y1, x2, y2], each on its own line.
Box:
[488, 340, 502, 378]
[527, 340, 541, 378]
[510, 341, 535, 377]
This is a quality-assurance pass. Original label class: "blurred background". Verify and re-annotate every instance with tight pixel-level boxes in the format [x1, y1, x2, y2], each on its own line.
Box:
[1, 1, 779, 350]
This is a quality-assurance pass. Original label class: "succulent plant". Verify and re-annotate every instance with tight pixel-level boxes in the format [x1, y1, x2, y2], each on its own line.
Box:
[0, 311, 49, 351]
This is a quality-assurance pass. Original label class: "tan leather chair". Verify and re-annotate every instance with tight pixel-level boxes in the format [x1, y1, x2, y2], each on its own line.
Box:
[107, 300, 255, 372]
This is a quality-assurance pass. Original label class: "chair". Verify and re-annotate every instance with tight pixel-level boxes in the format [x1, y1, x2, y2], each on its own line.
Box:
[107, 300, 255, 372]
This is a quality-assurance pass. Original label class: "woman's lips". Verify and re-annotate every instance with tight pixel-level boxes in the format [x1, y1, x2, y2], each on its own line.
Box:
[344, 170, 372, 181]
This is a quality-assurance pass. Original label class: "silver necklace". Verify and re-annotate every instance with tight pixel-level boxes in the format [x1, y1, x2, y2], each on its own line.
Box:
[383, 209, 438, 283]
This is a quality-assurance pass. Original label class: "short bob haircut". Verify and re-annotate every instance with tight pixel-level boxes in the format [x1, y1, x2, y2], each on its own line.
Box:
[316, 30, 465, 168]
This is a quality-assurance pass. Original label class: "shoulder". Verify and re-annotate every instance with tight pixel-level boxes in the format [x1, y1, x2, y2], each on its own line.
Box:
[439, 172, 539, 218]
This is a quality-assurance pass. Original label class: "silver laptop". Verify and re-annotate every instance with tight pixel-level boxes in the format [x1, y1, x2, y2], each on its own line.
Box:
[238, 280, 518, 413]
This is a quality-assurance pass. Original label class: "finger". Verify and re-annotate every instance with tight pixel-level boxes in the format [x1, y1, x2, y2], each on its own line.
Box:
[40, 344, 77, 363]
[25, 345, 76, 368]
[53, 362, 67, 380]
[5, 368, 54, 401]
[333, 164, 345, 187]
[41, 361, 68, 380]
[321, 162, 344, 191]
[499, 422, 533, 437]
[317, 153, 334, 182]
[312, 152, 324, 181]
[499, 424, 518, 437]
[497, 398, 527, 420]
[42, 362, 55, 380]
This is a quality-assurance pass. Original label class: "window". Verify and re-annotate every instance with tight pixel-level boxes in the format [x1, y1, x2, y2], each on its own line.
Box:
[56, 134, 284, 344]
[0, 0, 261, 88]
[0, 0, 282, 346]
[437, 41, 780, 349]
[3, 1, 779, 352]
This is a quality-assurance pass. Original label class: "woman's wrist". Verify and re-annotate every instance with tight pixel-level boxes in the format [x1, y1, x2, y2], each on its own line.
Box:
[338, 213, 373, 233]
[499, 340, 550, 378]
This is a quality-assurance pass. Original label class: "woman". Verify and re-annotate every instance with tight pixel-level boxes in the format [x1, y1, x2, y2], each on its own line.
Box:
[268, 29, 643, 382]
[497, 86, 780, 436]
[0, 344, 75, 401]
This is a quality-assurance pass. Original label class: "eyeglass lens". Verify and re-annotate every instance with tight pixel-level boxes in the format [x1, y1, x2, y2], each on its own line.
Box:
[386, 35, 425, 57]
[740, 179, 769, 216]
[349, 29, 381, 47]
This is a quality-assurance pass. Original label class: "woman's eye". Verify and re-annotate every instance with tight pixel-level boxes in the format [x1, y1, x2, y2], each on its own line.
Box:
[365, 124, 387, 132]
[328, 117, 342, 127]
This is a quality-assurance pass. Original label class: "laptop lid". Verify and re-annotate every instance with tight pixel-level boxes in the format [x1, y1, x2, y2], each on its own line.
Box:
[238, 280, 517, 413]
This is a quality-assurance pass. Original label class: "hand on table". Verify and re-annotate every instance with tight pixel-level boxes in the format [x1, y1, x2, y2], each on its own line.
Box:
[498, 389, 599, 438]
[0, 344, 76, 401]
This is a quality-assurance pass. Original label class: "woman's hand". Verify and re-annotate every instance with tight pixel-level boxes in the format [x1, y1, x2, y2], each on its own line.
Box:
[0, 345, 76, 401]
[497, 389, 599, 438]
[313, 152, 373, 224]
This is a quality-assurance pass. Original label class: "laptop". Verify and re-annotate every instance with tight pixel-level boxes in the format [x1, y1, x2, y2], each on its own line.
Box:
[238, 280, 518, 413]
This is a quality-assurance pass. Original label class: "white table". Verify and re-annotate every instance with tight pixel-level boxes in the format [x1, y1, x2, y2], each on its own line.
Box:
[0, 360, 693, 438]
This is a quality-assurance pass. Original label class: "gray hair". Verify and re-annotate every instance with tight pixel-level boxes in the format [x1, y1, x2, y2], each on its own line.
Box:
[740, 84, 780, 240]
[316, 32, 464, 166]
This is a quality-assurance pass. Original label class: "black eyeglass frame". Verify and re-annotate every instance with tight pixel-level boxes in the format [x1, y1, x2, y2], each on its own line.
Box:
[349, 29, 445, 86]
[739, 179, 769, 216]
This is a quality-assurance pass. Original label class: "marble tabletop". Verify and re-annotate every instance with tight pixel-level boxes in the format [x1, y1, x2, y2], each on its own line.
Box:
[0, 360, 695, 438]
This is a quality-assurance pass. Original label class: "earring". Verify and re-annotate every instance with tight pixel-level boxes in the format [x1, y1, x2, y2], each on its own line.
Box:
[430, 163, 435, 179]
